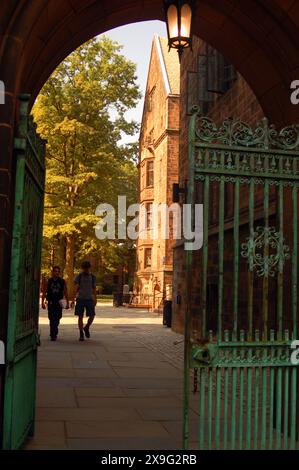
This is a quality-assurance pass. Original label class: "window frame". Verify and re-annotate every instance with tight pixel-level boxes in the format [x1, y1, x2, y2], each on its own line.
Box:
[144, 247, 152, 269]
[146, 160, 154, 188]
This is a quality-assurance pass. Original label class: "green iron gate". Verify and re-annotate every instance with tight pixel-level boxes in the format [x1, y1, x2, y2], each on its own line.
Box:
[183, 108, 299, 450]
[3, 95, 45, 449]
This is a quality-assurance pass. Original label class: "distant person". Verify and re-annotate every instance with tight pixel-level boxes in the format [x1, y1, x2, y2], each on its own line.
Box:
[73, 261, 97, 341]
[42, 266, 69, 341]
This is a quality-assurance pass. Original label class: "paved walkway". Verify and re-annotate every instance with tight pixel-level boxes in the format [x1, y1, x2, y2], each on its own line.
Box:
[25, 305, 198, 450]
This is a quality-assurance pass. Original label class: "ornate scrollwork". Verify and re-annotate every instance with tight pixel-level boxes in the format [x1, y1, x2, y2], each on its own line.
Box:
[268, 124, 299, 150]
[241, 226, 290, 277]
[192, 109, 299, 150]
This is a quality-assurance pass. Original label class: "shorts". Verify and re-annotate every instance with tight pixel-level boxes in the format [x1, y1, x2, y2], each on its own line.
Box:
[75, 298, 95, 317]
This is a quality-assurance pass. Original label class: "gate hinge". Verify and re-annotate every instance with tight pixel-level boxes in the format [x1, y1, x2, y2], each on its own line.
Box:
[191, 343, 217, 367]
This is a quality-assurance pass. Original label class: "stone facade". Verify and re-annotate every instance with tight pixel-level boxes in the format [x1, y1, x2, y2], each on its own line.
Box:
[135, 36, 180, 311]
[172, 36, 265, 334]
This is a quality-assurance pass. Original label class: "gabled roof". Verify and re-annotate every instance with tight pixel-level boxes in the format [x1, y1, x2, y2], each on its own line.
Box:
[140, 35, 180, 140]
[155, 36, 180, 95]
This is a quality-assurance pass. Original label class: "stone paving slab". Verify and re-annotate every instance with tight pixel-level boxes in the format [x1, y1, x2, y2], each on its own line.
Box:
[122, 389, 178, 398]
[36, 407, 141, 422]
[36, 387, 77, 408]
[76, 396, 182, 409]
[70, 352, 97, 361]
[75, 387, 125, 398]
[72, 359, 111, 369]
[137, 408, 199, 422]
[37, 377, 115, 388]
[111, 367, 181, 379]
[37, 369, 75, 378]
[25, 306, 185, 450]
[74, 369, 118, 378]
[67, 437, 181, 450]
[91, 350, 132, 361]
[111, 377, 182, 390]
[28, 421, 67, 449]
[161, 420, 199, 441]
[66, 420, 170, 439]
[108, 360, 172, 369]
[120, 352, 169, 362]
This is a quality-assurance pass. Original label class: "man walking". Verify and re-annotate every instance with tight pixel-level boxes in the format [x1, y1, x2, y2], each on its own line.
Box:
[74, 261, 97, 341]
[42, 266, 69, 341]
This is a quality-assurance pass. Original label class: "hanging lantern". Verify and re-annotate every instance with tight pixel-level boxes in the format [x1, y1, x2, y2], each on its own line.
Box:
[164, 1, 194, 61]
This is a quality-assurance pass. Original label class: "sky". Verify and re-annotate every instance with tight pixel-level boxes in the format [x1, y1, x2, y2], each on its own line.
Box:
[101, 20, 168, 144]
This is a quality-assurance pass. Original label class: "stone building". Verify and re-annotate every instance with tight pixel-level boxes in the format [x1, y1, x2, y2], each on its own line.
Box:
[135, 36, 180, 311]
[172, 36, 264, 334]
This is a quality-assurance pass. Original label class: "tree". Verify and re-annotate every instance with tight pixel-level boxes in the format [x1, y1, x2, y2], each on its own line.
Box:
[33, 36, 140, 291]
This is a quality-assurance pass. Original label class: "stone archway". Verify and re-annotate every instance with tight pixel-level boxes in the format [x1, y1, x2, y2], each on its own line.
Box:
[1, 1, 299, 124]
[1, 0, 299, 446]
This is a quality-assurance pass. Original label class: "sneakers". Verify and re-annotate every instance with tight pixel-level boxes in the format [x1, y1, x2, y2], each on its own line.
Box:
[79, 330, 84, 341]
[83, 325, 90, 339]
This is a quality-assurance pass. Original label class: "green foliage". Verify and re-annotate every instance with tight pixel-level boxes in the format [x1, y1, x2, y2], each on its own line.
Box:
[33, 36, 139, 282]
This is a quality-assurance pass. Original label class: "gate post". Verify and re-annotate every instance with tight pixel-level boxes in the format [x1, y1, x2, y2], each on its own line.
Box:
[0, 93, 18, 450]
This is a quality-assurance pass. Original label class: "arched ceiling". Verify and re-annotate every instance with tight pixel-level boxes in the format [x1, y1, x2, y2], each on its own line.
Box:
[1, 0, 299, 125]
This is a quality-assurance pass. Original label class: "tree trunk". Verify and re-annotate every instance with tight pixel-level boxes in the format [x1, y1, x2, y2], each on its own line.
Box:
[64, 234, 75, 297]
[50, 244, 55, 268]
[59, 235, 66, 275]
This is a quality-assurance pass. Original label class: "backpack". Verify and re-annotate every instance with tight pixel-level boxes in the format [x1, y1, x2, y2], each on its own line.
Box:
[77, 272, 96, 288]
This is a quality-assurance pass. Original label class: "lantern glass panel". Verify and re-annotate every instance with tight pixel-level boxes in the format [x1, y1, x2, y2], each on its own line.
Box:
[180, 3, 192, 38]
[167, 4, 179, 39]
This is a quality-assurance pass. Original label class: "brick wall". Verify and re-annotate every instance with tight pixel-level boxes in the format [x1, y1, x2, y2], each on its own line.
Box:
[172, 37, 265, 334]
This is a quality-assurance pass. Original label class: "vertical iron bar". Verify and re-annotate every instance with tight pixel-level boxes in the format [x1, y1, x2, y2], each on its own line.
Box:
[233, 156, 240, 339]
[183, 109, 197, 450]
[290, 367, 297, 449]
[253, 330, 260, 449]
[207, 368, 213, 449]
[238, 331, 245, 449]
[246, 331, 253, 449]
[223, 330, 229, 450]
[268, 330, 275, 449]
[231, 358, 237, 449]
[263, 180, 269, 340]
[283, 364, 289, 449]
[202, 175, 209, 338]
[292, 176, 298, 339]
[199, 368, 206, 449]
[261, 350, 268, 449]
[277, 173, 284, 341]
[283, 331, 289, 450]
[248, 179, 255, 340]
[231, 155, 240, 450]
[276, 367, 282, 449]
[291, 161, 298, 450]
[218, 152, 225, 341]
[215, 368, 221, 449]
